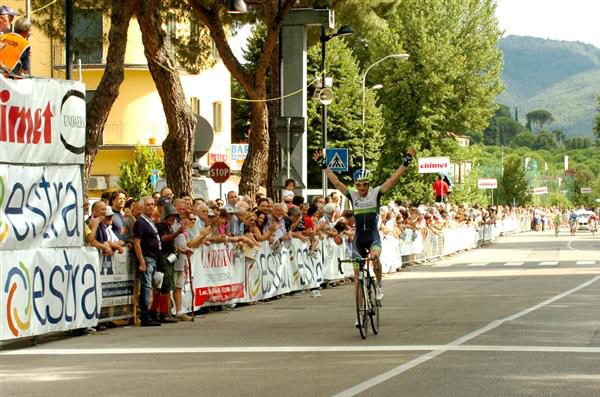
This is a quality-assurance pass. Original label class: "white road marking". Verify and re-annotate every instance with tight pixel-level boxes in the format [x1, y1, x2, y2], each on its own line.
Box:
[567, 238, 583, 252]
[332, 275, 600, 397]
[576, 261, 596, 265]
[432, 263, 454, 267]
[538, 261, 559, 266]
[504, 262, 524, 266]
[2, 345, 600, 356]
[467, 263, 490, 267]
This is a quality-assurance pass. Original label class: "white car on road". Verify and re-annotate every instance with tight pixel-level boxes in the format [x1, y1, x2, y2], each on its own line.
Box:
[576, 210, 595, 230]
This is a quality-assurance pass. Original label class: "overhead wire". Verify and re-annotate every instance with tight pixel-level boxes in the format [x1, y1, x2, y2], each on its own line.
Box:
[148, 57, 327, 103]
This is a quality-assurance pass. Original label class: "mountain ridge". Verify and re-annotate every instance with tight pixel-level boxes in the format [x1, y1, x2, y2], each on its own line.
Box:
[496, 35, 600, 137]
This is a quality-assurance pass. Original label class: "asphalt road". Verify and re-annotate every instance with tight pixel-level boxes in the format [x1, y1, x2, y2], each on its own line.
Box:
[1, 228, 599, 397]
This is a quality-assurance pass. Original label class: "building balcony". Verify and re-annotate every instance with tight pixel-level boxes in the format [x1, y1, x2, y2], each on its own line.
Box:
[100, 120, 168, 147]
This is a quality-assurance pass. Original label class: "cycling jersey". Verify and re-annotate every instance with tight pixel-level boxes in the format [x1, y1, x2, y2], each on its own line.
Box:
[345, 186, 383, 258]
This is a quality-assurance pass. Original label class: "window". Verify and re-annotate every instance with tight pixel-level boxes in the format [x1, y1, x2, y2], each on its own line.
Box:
[213, 101, 222, 133]
[73, 10, 103, 64]
[191, 97, 200, 115]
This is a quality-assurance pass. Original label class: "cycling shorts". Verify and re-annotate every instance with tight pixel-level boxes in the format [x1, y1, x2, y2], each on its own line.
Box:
[353, 230, 381, 260]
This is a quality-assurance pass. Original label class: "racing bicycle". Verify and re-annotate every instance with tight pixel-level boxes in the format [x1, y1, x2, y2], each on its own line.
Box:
[338, 256, 380, 339]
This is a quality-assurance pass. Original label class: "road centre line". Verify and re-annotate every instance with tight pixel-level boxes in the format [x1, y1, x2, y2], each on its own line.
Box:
[467, 262, 490, 267]
[577, 260, 596, 265]
[432, 263, 454, 267]
[538, 261, 559, 266]
[332, 275, 600, 397]
[3, 345, 600, 356]
[504, 262, 524, 266]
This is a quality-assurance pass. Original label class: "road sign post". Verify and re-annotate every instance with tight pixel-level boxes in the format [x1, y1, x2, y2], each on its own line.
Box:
[209, 161, 230, 199]
[478, 179, 497, 206]
[151, 170, 159, 187]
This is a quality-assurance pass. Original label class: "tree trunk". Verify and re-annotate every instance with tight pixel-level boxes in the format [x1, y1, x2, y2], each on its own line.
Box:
[240, 98, 269, 196]
[136, 0, 196, 197]
[84, 0, 139, 185]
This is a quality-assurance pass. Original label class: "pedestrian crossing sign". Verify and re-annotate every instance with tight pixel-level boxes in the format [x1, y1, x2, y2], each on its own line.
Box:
[326, 148, 348, 172]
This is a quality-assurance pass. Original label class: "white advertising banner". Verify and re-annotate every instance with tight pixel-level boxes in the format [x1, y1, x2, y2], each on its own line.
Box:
[100, 248, 134, 309]
[0, 165, 83, 250]
[0, 75, 86, 164]
[418, 157, 450, 174]
[288, 238, 323, 290]
[321, 237, 353, 280]
[1, 247, 101, 341]
[190, 242, 246, 308]
[532, 186, 548, 195]
[478, 178, 497, 189]
[246, 239, 323, 302]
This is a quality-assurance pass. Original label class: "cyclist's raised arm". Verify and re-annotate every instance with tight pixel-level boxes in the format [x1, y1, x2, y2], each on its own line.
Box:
[381, 148, 415, 193]
[312, 150, 348, 195]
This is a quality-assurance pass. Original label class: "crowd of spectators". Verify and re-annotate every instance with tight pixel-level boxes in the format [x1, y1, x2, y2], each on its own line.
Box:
[81, 179, 598, 327]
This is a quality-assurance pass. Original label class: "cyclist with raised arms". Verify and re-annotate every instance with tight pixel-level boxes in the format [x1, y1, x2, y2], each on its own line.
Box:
[313, 148, 415, 302]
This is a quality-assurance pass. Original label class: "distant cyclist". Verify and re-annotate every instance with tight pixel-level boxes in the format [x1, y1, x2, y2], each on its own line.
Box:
[589, 212, 597, 237]
[553, 211, 561, 237]
[313, 148, 415, 302]
[568, 210, 579, 236]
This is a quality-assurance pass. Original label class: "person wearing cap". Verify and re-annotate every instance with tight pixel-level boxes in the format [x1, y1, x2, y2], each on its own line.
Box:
[0, 17, 30, 75]
[0, 5, 18, 34]
[103, 206, 125, 254]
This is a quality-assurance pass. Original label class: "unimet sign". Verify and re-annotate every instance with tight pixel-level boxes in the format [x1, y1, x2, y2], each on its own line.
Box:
[532, 186, 548, 195]
[418, 157, 450, 174]
[478, 179, 497, 189]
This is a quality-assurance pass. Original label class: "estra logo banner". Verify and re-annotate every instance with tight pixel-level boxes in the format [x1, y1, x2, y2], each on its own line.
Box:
[1, 248, 101, 341]
[418, 157, 450, 174]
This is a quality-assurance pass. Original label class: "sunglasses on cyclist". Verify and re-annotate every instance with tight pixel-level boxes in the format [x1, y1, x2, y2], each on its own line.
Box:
[356, 182, 369, 187]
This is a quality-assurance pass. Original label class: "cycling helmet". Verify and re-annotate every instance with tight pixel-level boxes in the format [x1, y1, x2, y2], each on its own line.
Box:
[353, 168, 372, 182]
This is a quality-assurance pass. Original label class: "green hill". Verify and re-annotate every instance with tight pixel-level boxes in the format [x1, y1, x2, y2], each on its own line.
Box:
[497, 35, 600, 137]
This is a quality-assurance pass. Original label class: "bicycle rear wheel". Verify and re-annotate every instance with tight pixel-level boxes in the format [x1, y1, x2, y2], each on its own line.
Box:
[355, 276, 368, 339]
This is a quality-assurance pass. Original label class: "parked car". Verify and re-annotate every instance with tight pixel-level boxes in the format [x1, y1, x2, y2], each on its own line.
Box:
[576, 210, 595, 230]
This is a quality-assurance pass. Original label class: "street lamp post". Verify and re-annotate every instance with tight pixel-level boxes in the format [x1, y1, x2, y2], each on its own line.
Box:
[320, 25, 354, 198]
[360, 53, 409, 168]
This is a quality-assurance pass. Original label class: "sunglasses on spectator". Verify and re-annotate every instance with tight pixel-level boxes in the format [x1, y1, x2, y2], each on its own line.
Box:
[188, 217, 197, 221]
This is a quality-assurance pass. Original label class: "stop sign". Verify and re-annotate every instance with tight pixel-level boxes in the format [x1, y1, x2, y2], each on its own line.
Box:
[209, 161, 230, 183]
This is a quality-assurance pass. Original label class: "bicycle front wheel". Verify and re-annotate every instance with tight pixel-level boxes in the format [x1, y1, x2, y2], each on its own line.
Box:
[368, 277, 380, 335]
[356, 277, 368, 339]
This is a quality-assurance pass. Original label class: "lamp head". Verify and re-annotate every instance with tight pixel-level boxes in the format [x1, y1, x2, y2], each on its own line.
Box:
[335, 25, 355, 37]
[391, 53, 410, 60]
[227, 0, 247, 13]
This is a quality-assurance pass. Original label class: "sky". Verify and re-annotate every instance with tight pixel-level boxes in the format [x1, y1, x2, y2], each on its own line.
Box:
[495, 0, 600, 48]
